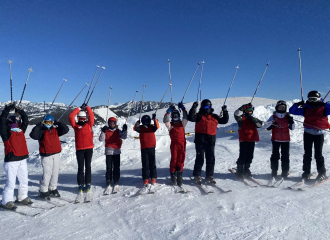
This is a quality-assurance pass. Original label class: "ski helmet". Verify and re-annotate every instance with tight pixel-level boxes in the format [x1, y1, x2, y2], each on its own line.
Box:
[42, 114, 54, 129]
[7, 114, 21, 128]
[275, 100, 287, 113]
[201, 99, 212, 114]
[171, 109, 181, 123]
[243, 103, 254, 114]
[141, 115, 151, 126]
[77, 111, 87, 122]
[307, 90, 321, 102]
[108, 117, 117, 125]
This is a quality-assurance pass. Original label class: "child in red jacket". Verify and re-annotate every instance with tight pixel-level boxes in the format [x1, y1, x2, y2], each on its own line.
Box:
[163, 103, 188, 187]
[133, 113, 159, 186]
[69, 104, 94, 202]
[234, 103, 263, 178]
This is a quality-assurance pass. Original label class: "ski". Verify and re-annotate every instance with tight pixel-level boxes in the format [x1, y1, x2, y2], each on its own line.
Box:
[272, 178, 285, 188]
[266, 177, 276, 187]
[189, 177, 213, 194]
[56, 197, 74, 203]
[298, 177, 330, 190]
[206, 180, 232, 193]
[85, 191, 92, 202]
[15, 201, 56, 210]
[0, 204, 41, 217]
[228, 169, 257, 187]
[136, 184, 149, 196]
[246, 176, 264, 186]
[112, 184, 119, 194]
[287, 173, 317, 190]
[103, 186, 112, 195]
[176, 185, 190, 194]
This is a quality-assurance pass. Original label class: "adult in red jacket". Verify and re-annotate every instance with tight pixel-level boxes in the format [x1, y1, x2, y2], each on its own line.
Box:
[0, 104, 32, 210]
[188, 99, 229, 184]
[265, 100, 295, 179]
[163, 103, 188, 187]
[234, 103, 263, 178]
[133, 113, 159, 185]
[69, 104, 94, 195]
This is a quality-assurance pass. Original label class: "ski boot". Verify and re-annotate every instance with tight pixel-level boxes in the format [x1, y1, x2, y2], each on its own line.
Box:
[281, 170, 289, 179]
[205, 176, 216, 184]
[271, 170, 277, 178]
[150, 178, 156, 185]
[236, 165, 244, 178]
[16, 197, 33, 205]
[75, 185, 84, 203]
[114, 180, 119, 186]
[315, 172, 328, 182]
[85, 184, 92, 202]
[39, 191, 50, 201]
[170, 172, 177, 186]
[302, 171, 312, 180]
[49, 189, 61, 197]
[177, 171, 183, 187]
[1, 201, 17, 210]
[194, 176, 202, 184]
[243, 164, 252, 178]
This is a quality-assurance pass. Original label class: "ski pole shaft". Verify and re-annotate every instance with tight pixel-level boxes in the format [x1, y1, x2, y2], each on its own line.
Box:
[126, 90, 138, 123]
[322, 90, 330, 102]
[181, 62, 200, 103]
[47, 79, 67, 114]
[19, 67, 33, 106]
[84, 65, 100, 104]
[155, 83, 170, 114]
[251, 62, 270, 104]
[106, 87, 112, 122]
[220, 65, 239, 116]
[293, 119, 330, 132]
[298, 48, 304, 101]
[8, 59, 13, 103]
[168, 59, 173, 105]
[139, 85, 146, 120]
[197, 61, 205, 102]
[86, 66, 105, 105]
[58, 83, 88, 121]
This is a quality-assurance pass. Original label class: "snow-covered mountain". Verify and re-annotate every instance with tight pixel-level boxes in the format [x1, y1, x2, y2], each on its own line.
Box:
[1, 97, 330, 240]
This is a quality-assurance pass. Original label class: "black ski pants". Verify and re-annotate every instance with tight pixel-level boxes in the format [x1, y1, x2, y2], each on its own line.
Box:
[303, 132, 326, 174]
[236, 141, 255, 169]
[76, 148, 93, 186]
[193, 143, 215, 178]
[105, 154, 121, 182]
[270, 141, 290, 172]
[141, 147, 157, 180]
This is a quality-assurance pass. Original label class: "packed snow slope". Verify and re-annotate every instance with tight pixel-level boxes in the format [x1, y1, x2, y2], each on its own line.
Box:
[1, 97, 330, 240]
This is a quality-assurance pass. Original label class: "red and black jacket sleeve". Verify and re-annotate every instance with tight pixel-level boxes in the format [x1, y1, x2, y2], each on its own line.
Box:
[0, 108, 11, 142]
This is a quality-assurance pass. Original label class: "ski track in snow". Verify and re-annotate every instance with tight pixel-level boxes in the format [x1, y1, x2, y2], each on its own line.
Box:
[0, 97, 330, 240]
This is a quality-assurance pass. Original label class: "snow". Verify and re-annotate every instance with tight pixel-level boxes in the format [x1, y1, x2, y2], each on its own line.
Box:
[1, 97, 330, 240]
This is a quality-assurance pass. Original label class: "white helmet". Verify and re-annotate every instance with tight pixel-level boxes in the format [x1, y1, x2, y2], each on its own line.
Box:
[77, 111, 87, 118]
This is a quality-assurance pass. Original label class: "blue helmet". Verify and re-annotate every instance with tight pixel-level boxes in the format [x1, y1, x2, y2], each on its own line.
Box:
[42, 114, 54, 128]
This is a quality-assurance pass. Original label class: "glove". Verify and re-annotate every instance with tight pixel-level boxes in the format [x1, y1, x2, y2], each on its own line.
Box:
[5, 103, 15, 111]
[192, 102, 198, 109]
[178, 102, 185, 111]
[267, 125, 275, 131]
[166, 107, 173, 114]
[152, 113, 156, 120]
[80, 103, 87, 110]
[222, 105, 227, 111]
[287, 116, 294, 124]
[101, 126, 107, 133]
[53, 120, 59, 125]
[295, 100, 304, 107]
[122, 124, 127, 131]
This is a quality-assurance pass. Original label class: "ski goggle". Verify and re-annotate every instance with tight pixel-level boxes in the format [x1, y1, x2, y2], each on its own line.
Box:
[78, 117, 87, 121]
[10, 123, 18, 128]
[308, 97, 320, 102]
[43, 120, 54, 126]
[108, 121, 116, 125]
[204, 105, 211, 110]
[246, 107, 254, 112]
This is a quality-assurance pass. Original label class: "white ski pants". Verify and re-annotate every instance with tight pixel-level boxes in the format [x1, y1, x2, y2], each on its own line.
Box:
[40, 153, 61, 192]
[2, 159, 29, 205]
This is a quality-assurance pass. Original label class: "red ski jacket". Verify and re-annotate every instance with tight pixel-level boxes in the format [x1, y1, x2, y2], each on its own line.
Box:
[195, 114, 218, 136]
[238, 117, 259, 142]
[69, 106, 94, 150]
[304, 107, 330, 130]
[272, 114, 290, 141]
[4, 131, 29, 160]
[170, 122, 186, 143]
[39, 128, 62, 154]
[105, 129, 123, 149]
[134, 119, 159, 149]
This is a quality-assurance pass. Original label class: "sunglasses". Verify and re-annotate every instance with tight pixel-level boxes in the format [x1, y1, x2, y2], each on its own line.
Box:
[43, 120, 53, 125]
[308, 97, 319, 102]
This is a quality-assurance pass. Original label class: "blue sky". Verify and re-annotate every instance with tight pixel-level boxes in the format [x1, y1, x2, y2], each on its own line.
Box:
[0, 0, 329, 107]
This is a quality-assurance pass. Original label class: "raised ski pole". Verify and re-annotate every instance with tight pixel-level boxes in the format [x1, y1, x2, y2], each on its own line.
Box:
[139, 85, 146, 121]
[298, 48, 304, 101]
[47, 79, 67, 114]
[8, 59, 13, 104]
[106, 86, 113, 122]
[181, 62, 200, 103]
[220, 65, 239, 116]
[86, 66, 105, 105]
[251, 62, 270, 104]
[84, 65, 100, 104]
[168, 59, 173, 105]
[126, 90, 138, 123]
[322, 90, 330, 102]
[197, 61, 205, 103]
[18, 67, 33, 106]
[57, 83, 88, 121]
[154, 83, 171, 114]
